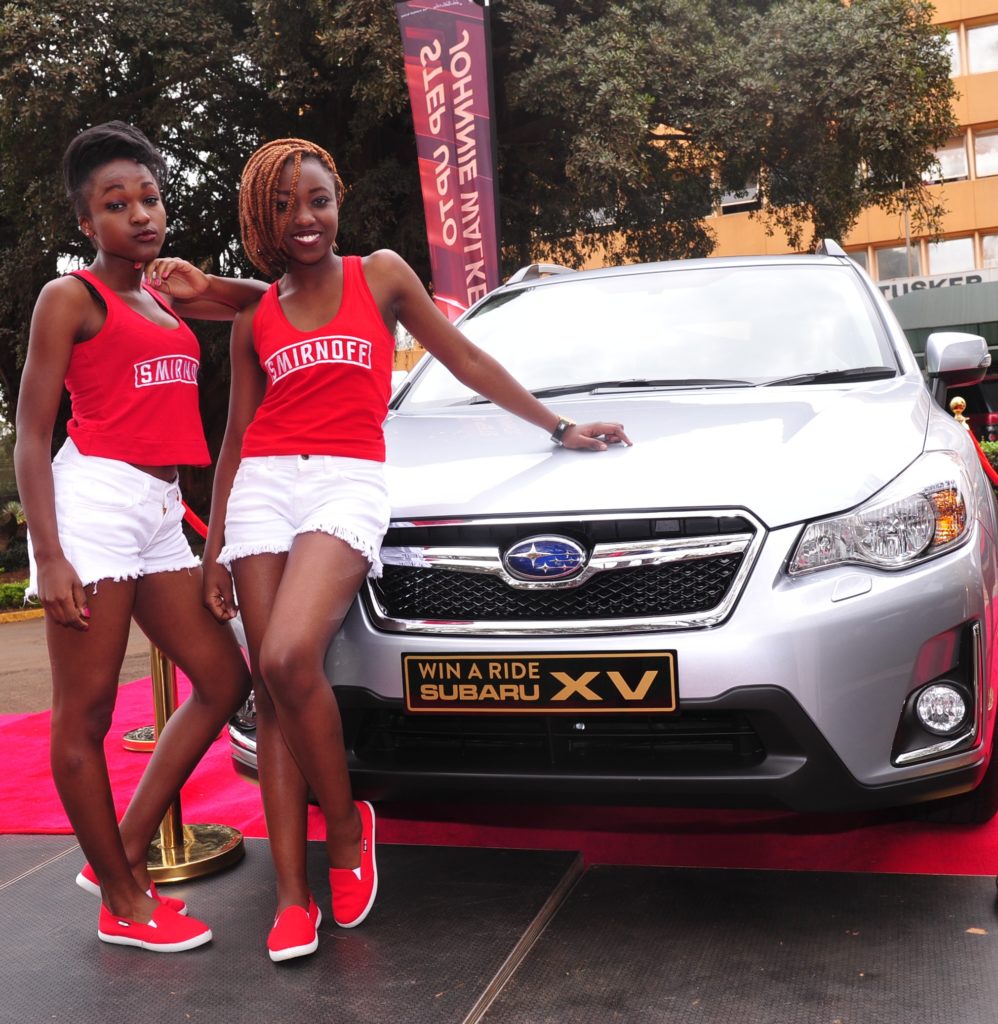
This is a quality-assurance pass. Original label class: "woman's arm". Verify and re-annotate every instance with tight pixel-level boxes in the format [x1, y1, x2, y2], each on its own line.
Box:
[13, 279, 94, 629]
[368, 250, 631, 450]
[202, 306, 268, 621]
[142, 257, 268, 321]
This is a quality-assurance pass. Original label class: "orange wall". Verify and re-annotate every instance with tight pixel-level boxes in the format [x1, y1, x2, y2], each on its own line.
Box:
[935, 0, 998, 22]
[957, 70, 998, 124]
[708, 216, 795, 257]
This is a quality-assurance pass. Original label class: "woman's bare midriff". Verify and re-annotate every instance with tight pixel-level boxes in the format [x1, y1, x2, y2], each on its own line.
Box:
[130, 463, 179, 482]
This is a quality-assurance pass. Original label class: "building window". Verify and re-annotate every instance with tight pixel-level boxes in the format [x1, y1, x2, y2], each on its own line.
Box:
[877, 245, 922, 281]
[946, 29, 962, 76]
[928, 237, 975, 274]
[846, 249, 868, 272]
[719, 179, 761, 215]
[967, 23, 998, 74]
[983, 233, 998, 269]
[924, 137, 969, 182]
[974, 128, 998, 178]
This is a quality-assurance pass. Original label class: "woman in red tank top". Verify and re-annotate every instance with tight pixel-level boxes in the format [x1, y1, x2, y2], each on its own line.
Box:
[13, 122, 266, 953]
[202, 138, 631, 961]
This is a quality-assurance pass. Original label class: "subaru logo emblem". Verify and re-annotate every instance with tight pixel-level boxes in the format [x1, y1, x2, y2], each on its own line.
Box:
[503, 535, 587, 582]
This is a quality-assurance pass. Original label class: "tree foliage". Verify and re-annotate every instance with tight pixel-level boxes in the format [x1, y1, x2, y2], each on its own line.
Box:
[0, 0, 957, 506]
[0, 0, 262, 506]
[719, 0, 956, 247]
[501, 0, 955, 260]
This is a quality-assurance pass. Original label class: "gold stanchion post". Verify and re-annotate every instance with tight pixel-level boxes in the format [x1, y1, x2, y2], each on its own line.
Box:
[145, 644, 245, 882]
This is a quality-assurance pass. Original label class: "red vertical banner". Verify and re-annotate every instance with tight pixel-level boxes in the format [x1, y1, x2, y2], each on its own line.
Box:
[395, 0, 502, 321]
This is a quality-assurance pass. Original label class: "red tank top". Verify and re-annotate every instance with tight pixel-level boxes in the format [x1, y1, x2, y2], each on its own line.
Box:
[241, 256, 395, 461]
[64, 270, 210, 466]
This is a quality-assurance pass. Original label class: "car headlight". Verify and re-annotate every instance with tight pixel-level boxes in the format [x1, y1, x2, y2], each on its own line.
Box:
[788, 450, 974, 575]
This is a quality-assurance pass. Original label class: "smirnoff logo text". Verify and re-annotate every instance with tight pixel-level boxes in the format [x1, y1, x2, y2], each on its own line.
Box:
[265, 335, 372, 384]
[134, 355, 199, 388]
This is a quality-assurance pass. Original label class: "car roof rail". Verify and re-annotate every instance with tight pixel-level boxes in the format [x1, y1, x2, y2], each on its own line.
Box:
[505, 263, 577, 284]
[815, 238, 847, 257]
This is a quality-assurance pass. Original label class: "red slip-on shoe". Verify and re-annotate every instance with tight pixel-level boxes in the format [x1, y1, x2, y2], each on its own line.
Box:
[308, 895, 322, 929]
[77, 863, 188, 915]
[267, 896, 322, 962]
[147, 881, 188, 916]
[97, 903, 212, 953]
[329, 800, 378, 928]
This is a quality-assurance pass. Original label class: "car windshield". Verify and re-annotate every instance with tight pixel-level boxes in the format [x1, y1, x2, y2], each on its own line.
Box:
[398, 263, 896, 408]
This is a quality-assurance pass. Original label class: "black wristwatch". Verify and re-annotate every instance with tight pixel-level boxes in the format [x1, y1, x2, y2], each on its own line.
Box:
[550, 416, 576, 445]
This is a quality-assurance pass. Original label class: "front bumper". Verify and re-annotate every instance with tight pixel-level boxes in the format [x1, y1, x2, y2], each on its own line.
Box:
[231, 522, 997, 812]
[229, 681, 991, 812]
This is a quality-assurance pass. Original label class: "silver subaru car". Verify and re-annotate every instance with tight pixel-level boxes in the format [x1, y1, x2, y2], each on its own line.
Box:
[230, 243, 998, 821]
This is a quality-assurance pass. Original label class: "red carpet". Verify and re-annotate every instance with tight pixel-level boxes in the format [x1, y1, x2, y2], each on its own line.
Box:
[2, 677, 996, 875]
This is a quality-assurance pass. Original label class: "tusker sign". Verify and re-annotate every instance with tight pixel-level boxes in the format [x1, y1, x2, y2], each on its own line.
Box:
[879, 268, 994, 300]
[395, 0, 501, 321]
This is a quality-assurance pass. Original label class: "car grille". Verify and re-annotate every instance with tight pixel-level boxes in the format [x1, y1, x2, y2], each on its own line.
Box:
[375, 556, 743, 620]
[349, 709, 766, 774]
[367, 511, 762, 634]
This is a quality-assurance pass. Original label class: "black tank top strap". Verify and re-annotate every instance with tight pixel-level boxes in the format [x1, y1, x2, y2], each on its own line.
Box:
[67, 270, 107, 312]
[143, 279, 180, 319]
[68, 267, 181, 327]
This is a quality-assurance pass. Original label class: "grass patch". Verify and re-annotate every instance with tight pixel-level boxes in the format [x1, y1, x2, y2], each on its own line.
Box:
[0, 579, 30, 610]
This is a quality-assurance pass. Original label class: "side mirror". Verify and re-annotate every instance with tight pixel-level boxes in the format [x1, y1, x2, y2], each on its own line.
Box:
[925, 331, 990, 404]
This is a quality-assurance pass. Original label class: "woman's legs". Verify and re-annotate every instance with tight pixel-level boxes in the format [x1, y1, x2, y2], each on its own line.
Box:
[231, 553, 314, 915]
[116, 566, 251, 886]
[46, 577, 157, 921]
[253, 532, 371, 870]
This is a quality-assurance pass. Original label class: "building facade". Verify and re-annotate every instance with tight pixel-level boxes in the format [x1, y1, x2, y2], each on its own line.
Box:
[710, 0, 998, 296]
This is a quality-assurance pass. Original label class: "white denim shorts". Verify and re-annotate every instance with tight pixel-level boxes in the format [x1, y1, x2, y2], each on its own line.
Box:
[27, 439, 199, 598]
[217, 455, 390, 577]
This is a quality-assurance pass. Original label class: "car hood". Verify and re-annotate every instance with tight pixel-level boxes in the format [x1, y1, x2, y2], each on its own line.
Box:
[384, 378, 932, 528]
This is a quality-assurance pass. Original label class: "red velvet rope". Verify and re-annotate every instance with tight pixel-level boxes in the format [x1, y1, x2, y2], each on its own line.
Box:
[968, 431, 998, 487]
[182, 501, 208, 539]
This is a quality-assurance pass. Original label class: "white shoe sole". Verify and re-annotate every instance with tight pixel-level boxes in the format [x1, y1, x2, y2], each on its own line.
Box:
[97, 927, 212, 953]
[76, 871, 100, 897]
[267, 903, 322, 961]
[333, 801, 378, 929]
[268, 935, 319, 962]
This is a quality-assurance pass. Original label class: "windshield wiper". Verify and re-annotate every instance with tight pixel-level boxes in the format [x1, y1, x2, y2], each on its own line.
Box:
[466, 378, 754, 404]
[760, 366, 896, 387]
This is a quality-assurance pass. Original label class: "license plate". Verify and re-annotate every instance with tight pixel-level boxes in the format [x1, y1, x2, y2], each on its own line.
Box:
[402, 651, 678, 714]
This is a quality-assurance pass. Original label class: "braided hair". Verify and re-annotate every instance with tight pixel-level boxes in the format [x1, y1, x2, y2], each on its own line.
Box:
[238, 138, 345, 278]
[63, 121, 167, 218]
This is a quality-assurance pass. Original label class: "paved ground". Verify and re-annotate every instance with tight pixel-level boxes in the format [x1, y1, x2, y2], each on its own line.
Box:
[0, 614, 151, 714]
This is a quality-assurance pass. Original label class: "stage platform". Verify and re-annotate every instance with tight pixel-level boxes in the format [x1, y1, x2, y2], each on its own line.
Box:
[3, 835, 998, 1023]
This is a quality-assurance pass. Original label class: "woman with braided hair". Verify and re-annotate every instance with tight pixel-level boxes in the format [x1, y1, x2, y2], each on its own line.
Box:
[14, 121, 265, 953]
[202, 137, 630, 962]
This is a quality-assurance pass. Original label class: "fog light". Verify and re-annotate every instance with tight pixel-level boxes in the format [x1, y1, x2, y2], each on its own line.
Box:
[915, 684, 967, 735]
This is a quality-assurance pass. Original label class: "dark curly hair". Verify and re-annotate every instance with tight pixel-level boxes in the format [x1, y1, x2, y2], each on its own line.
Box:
[63, 121, 168, 217]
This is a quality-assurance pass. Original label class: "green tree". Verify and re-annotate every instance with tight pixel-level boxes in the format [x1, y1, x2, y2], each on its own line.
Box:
[0, 0, 262, 509]
[495, 0, 721, 267]
[500, 0, 955, 261]
[718, 0, 956, 248]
